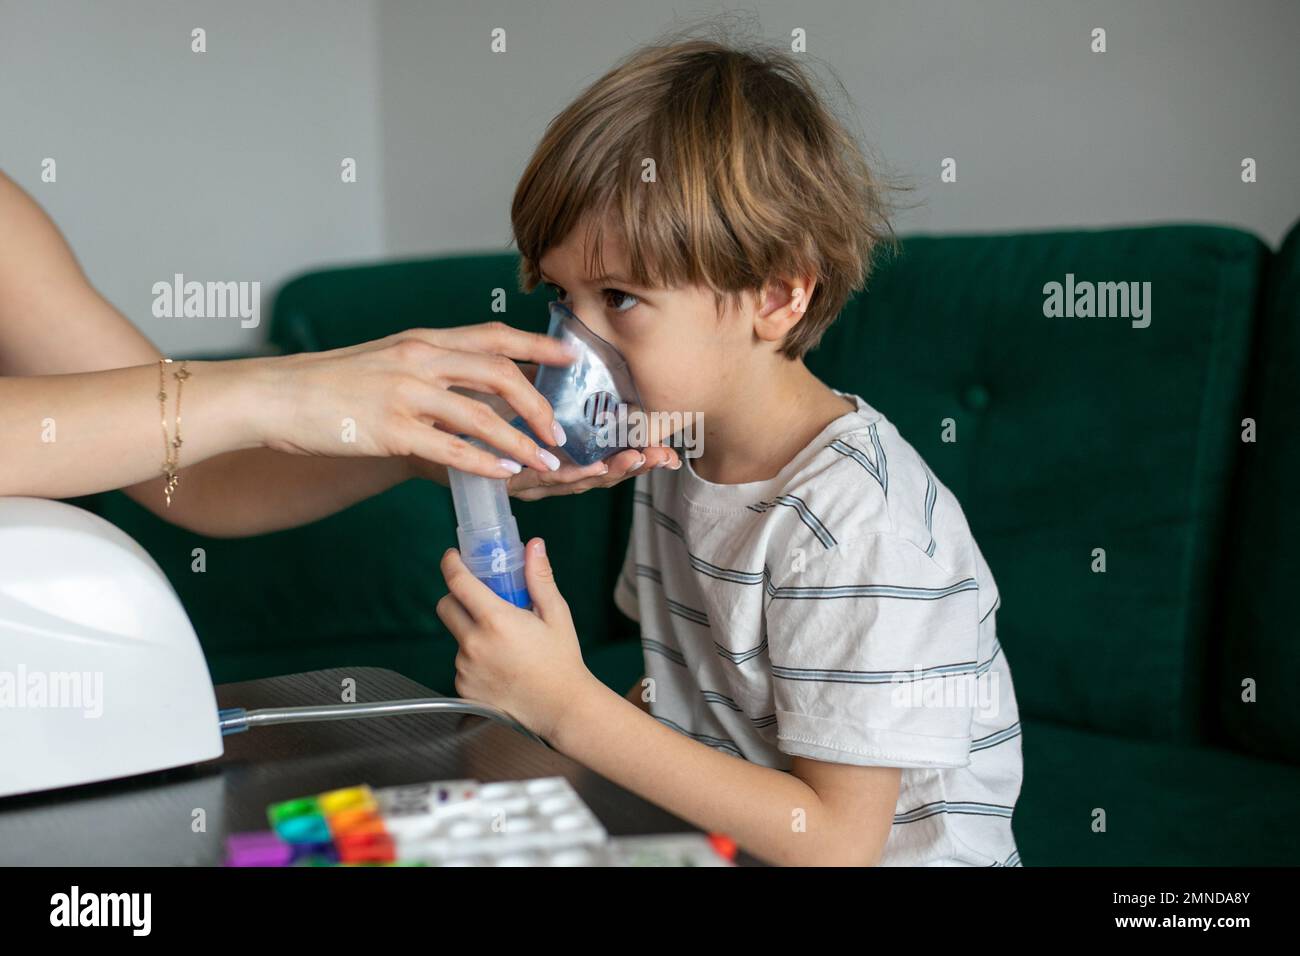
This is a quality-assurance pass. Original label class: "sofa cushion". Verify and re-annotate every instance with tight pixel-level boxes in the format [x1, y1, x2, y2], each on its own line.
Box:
[1214, 218, 1300, 763]
[1015, 716, 1300, 865]
[807, 226, 1266, 743]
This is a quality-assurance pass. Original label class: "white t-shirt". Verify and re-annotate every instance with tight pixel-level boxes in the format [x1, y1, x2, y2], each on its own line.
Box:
[614, 392, 1024, 866]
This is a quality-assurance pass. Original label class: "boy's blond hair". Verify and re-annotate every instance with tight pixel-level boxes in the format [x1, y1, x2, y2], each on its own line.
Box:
[511, 32, 897, 359]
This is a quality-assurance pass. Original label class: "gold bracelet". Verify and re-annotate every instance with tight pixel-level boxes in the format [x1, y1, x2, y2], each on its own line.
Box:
[157, 358, 190, 507]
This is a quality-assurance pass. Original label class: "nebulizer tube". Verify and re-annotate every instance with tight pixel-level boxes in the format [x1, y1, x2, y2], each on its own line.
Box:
[218, 700, 547, 746]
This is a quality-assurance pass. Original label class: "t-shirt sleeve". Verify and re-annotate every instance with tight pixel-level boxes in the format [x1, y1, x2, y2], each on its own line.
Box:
[613, 523, 640, 623]
[765, 533, 980, 769]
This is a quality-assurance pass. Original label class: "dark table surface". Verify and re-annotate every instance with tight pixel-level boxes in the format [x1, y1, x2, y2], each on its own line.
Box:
[0, 667, 704, 865]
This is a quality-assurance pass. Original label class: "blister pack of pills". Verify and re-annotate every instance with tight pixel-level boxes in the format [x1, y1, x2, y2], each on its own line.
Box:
[389, 777, 608, 865]
[229, 775, 736, 867]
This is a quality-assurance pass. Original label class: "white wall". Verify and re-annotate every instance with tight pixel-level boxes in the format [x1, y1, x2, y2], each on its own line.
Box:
[3, 1, 1296, 355]
[0, 0, 386, 355]
[376, 0, 1300, 252]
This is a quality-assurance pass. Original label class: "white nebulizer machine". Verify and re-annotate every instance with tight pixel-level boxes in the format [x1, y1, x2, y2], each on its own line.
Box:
[447, 300, 644, 608]
[0, 496, 543, 798]
[0, 301, 646, 799]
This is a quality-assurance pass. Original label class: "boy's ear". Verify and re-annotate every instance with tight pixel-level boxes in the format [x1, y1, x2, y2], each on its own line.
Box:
[753, 276, 818, 345]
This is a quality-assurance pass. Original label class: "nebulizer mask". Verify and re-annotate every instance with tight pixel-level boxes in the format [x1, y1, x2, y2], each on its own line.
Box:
[448, 300, 644, 608]
[514, 300, 645, 466]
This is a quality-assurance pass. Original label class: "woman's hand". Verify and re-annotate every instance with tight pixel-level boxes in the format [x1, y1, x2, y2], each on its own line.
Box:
[0, 169, 650, 532]
[407, 434, 682, 496]
[404, 358, 683, 496]
[259, 322, 577, 479]
[505, 445, 681, 500]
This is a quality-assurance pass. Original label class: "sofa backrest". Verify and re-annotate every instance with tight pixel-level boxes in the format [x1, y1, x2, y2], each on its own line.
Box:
[268, 228, 1269, 745]
[806, 226, 1266, 745]
[104, 226, 1271, 738]
[1215, 219, 1300, 763]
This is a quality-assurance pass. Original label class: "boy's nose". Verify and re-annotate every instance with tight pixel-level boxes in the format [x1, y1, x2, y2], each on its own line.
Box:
[565, 299, 618, 339]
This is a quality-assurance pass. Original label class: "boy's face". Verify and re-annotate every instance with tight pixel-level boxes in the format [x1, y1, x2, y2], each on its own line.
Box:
[536, 220, 758, 423]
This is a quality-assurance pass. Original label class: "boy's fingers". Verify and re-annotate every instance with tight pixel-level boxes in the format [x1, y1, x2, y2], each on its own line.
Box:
[523, 538, 568, 623]
[435, 592, 475, 640]
[440, 548, 503, 619]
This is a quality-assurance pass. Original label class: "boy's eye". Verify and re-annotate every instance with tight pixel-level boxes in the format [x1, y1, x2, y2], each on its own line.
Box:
[544, 282, 638, 313]
[603, 289, 639, 312]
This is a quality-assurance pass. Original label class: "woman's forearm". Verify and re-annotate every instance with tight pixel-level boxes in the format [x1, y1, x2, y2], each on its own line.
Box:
[0, 359, 270, 499]
[131, 449, 414, 537]
[1, 359, 431, 537]
[625, 676, 653, 713]
[0, 172, 580, 537]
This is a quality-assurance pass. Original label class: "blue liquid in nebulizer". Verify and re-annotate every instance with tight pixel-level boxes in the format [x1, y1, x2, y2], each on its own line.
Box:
[447, 301, 645, 610]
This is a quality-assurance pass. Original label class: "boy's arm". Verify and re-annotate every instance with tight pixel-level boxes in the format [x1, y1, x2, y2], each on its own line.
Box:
[438, 541, 900, 866]
[552, 682, 900, 866]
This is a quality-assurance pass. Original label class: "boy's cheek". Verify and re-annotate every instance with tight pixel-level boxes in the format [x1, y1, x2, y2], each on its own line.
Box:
[632, 354, 699, 410]
[622, 317, 737, 415]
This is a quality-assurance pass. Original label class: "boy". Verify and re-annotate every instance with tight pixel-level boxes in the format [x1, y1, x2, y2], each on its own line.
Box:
[438, 36, 1023, 866]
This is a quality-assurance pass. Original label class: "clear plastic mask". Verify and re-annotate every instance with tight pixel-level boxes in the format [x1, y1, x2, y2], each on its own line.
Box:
[514, 300, 645, 467]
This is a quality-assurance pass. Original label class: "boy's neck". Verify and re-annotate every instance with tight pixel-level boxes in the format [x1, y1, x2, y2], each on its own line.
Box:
[691, 358, 855, 485]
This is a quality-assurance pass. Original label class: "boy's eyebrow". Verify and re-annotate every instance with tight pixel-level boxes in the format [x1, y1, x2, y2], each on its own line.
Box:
[541, 268, 644, 289]
[592, 272, 638, 286]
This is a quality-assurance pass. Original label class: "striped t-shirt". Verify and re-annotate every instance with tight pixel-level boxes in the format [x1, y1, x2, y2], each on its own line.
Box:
[614, 392, 1024, 866]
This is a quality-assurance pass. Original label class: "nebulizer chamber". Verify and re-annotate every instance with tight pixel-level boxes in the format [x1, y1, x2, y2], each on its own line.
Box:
[448, 301, 643, 609]
[447, 450, 531, 608]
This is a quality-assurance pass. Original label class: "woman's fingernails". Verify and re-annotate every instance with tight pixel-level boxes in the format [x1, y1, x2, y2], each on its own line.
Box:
[599, 462, 610, 475]
[634, 454, 647, 469]
[551, 421, 567, 446]
[669, 457, 683, 470]
[498, 458, 523, 474]
[539, 449, 562, 471]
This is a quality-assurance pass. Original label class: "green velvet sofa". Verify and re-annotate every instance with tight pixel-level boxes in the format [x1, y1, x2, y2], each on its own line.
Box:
[87, 221, 1300, 865]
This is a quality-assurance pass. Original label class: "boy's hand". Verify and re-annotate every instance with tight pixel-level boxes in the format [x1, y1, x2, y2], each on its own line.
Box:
[436, 537, 601, 741]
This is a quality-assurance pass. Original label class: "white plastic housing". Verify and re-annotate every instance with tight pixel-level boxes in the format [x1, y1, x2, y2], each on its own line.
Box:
[0, 497, 223, 798]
